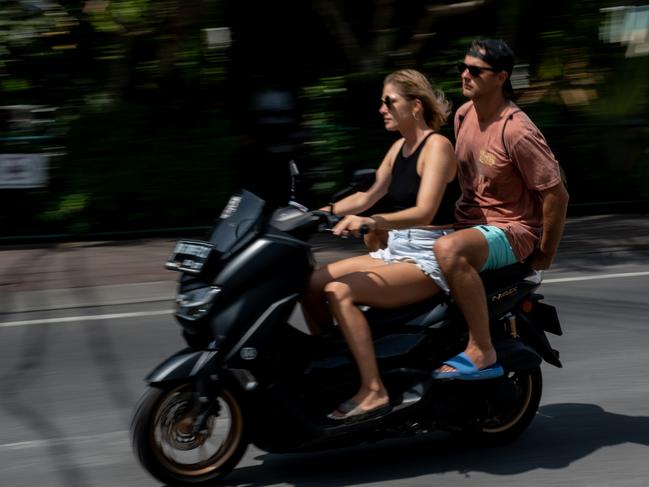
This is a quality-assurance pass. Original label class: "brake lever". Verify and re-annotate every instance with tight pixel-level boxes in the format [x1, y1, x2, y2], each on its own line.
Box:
[312, 211, 340, 229]
[314, 212, 369, 238]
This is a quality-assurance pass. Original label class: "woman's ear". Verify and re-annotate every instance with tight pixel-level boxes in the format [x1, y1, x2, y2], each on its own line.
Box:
[412, 98, 423, 118]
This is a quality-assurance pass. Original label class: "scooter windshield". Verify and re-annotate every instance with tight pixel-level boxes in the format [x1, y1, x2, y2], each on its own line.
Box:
[209, 190, 265, 255]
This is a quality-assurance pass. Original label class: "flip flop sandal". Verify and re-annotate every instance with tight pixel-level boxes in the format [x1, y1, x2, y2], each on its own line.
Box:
[326, 399, 392, 423]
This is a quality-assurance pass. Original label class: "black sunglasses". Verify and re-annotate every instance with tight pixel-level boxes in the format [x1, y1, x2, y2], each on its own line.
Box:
[380, 94, 413, 110]
[457, 62, 497, 77]
[380, 96, 397, 110]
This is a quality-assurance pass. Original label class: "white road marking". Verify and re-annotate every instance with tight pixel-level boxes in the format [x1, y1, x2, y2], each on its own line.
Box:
[0, 309, 172, 328]
[543, 271, 649, 283]
[1, 270, 648, 328]
[0, 430, 128, 451]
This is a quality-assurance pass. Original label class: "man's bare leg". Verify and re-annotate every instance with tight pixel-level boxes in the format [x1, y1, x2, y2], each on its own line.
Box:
[433, 229, 497, 370]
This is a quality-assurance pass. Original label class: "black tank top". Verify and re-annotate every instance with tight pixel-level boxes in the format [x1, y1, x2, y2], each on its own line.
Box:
[387, 132, 459, 225]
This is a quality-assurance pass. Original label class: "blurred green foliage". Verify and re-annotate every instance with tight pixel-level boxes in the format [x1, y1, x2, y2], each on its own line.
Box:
[302, 76, 355, 195]
[1, 0, 648, 239]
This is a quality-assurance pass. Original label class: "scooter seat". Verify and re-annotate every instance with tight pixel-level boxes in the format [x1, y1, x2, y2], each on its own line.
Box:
[480, 262, 538, 293]
[362, 262, 538, 330]
[362, 294, 450, 329]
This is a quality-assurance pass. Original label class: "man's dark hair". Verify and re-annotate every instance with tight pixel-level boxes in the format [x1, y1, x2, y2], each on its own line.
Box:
[467, 38, 515, 98]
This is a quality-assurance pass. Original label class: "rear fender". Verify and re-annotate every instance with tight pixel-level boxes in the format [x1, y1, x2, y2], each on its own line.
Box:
[528, 300, 563, 336]
[494, 338, 542, 371]
[516, 309, 562, 368]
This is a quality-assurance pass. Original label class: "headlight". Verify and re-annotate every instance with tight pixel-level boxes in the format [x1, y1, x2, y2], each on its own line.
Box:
[175, 286, 221, 321]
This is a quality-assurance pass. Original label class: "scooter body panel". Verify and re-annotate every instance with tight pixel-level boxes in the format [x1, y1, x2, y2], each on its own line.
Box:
[141, 190, 563, 457]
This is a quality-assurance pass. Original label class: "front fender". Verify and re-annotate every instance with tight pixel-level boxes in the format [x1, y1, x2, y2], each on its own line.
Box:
[145, 348, 219, 384]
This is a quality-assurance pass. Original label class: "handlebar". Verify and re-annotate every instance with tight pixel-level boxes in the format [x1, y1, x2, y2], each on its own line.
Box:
[310, 210, 341, 234]
[311, 211, 370, 238]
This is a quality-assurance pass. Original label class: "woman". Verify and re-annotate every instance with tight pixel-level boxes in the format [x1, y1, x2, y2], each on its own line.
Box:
[302, 69, 459, 422]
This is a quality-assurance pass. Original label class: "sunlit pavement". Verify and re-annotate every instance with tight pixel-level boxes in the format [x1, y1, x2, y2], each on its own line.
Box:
[1, 214, 649, 487]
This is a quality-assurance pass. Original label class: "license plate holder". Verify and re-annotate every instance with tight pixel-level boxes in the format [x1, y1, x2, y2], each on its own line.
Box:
[166, 240, 215, 275]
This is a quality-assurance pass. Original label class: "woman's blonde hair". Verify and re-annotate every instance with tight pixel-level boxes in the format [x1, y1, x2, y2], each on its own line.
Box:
[384, 69, 451, 131]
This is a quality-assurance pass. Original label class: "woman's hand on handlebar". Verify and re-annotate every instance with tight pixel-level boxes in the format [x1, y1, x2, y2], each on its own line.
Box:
[332, 215, 376, 238]
[310, 210, 340, 231]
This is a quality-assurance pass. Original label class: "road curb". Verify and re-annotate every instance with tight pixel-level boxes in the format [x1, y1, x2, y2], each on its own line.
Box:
[2, 214, 648, 313]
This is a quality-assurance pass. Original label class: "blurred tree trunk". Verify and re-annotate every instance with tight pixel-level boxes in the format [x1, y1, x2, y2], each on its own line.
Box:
[156, 0, 203, 84]
[310, 0, 495, 74]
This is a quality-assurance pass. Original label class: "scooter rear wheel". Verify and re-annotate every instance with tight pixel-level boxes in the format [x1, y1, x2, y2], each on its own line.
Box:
[130, 382, 248, 486]
[474, 367, 543, 445]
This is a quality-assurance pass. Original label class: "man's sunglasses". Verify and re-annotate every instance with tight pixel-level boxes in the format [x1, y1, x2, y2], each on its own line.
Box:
[457, 62, 497, 77]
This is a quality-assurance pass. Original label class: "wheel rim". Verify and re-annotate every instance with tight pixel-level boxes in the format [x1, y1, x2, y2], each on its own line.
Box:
[481, 372, 534, 433]
[150, 384, 244, 476]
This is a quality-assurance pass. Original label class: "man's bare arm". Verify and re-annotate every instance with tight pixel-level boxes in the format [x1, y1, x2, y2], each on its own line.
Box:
[530, 182, 569, 270]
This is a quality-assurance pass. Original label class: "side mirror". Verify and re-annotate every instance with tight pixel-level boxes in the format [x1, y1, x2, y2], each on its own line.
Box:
[330, 168, 376, 212]
[288, 160, 299, 201]
[349, 168, 376, 192]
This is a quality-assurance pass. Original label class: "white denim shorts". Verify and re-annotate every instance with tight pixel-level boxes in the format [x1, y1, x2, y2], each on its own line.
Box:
[369, 228, 454, 293]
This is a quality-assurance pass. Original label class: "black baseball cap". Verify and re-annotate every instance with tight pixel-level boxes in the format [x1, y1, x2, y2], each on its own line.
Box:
[467, 38, 515, 96]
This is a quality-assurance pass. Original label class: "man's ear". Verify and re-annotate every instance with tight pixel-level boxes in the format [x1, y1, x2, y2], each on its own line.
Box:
[497, 71, 509, 88]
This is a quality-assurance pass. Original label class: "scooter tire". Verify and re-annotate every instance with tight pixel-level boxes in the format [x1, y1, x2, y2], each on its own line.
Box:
[471, 366, 543, 445]
[130, 382, 248, 486]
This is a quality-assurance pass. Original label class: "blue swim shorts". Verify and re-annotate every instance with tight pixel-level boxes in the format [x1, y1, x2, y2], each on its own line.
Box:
[474, 225, 518, 271]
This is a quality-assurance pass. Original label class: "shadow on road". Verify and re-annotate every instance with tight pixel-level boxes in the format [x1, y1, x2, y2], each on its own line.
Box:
[219, 403, 649, 486]
[0, 249, 91, 487]
[0, 248, 137, 487]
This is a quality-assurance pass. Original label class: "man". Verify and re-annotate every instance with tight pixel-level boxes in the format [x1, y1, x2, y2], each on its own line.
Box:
[432, 38, 569, 379]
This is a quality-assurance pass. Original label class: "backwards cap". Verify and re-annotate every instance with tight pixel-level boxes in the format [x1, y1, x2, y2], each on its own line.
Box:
[467, 39, 515, 96]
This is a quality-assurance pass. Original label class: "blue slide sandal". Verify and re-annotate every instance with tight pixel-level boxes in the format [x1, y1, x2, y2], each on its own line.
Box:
[432, 352, 504, 381]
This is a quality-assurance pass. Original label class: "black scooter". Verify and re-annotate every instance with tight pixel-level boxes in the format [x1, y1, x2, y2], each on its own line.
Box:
[130, 166, 563, 487]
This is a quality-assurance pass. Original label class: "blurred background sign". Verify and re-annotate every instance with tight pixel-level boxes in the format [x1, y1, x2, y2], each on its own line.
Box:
[204, 27, 232, 49]
[600, 5, 649, 57]
[0, 153, 48, 189]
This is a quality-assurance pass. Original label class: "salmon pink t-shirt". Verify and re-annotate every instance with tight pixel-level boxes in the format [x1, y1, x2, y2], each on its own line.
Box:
[454, 101, 562, 261]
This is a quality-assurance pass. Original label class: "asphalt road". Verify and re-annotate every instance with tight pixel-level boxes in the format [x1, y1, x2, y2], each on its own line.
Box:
[1, 253, 649, 487]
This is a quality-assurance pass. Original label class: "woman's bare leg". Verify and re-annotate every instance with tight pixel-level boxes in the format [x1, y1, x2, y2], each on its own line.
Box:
[325, 262, 441, 416]
[301, 254, 384, 335]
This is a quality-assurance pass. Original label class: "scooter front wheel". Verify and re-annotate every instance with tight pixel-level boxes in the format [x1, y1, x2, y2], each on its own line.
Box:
[130, 382, 248, 486]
